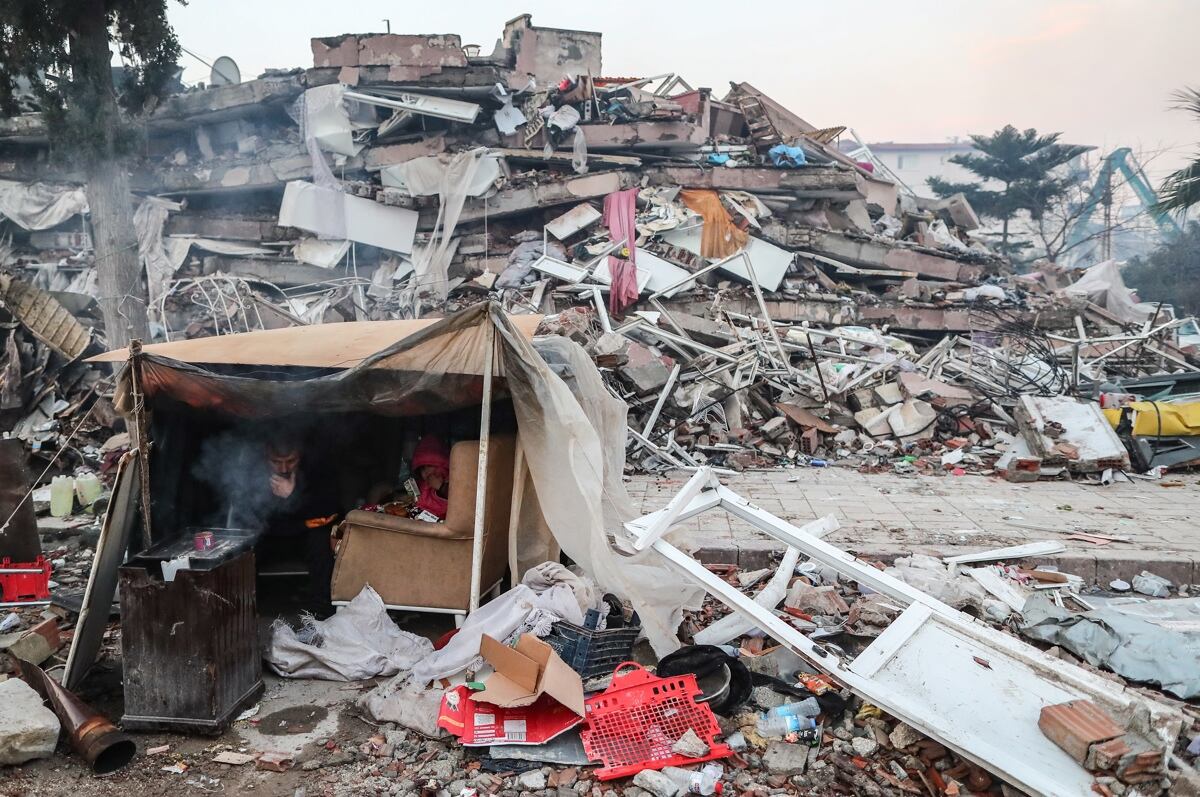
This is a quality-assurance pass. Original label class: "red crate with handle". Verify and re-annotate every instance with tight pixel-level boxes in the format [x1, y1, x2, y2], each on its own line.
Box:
[0, 556, 51, 604]
[581, 662, 732, 781]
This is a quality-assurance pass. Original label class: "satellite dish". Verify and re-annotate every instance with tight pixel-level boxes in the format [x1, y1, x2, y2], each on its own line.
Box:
[210, 56, 241, 87]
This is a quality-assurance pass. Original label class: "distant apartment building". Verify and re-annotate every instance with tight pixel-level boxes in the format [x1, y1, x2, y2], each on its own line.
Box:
[861, 140, 978, 196]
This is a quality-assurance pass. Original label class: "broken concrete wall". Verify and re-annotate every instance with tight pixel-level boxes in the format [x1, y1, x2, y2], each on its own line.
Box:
[495, 14, 602, 83]
[311, 33, 469, 82]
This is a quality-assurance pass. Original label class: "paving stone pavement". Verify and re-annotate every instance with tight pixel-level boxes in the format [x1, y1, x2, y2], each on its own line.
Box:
[626, 468, 1200, 587]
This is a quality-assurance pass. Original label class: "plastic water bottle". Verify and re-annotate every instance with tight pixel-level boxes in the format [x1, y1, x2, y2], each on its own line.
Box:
[663, 763, 724, 795]
[757, 712, 816, 737]
[768, 697, 821, 719]
[756, 698, 821, 737]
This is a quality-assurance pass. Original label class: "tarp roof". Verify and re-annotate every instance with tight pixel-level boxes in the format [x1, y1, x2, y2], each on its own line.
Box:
[89, 315, 543, 368]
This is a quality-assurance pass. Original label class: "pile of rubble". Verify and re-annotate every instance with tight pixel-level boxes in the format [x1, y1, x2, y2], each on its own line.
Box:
[11, 468, 1197, 797]
[2, 16, 1196, 484]
[541, 294, 1191, 478]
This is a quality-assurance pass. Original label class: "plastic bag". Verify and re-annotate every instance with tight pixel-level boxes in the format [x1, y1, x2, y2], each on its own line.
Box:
[359, 674, 447, 737]
[265, 584, 433, 681]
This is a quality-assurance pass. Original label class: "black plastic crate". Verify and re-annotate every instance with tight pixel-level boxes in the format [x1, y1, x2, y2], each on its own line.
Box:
[546, 608, 641, 680]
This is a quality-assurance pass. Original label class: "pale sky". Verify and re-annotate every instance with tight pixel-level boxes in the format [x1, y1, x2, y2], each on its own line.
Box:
[167, 0, 1200, 181]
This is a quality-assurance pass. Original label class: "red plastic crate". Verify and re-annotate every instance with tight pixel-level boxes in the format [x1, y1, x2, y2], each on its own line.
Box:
[581, 662, 732, 781]
[0, 556, 51, 603]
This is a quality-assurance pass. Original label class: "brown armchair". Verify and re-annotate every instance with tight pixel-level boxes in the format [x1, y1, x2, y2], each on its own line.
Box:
[330, 435, 516, 616]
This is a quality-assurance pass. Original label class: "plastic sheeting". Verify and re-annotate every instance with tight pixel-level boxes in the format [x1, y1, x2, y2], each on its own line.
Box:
[0, 180, 88, 231]
[1021, 593, 1200, 699]
[1103, 401, 1200, 437]
[1059, 260, 1159, 325]
[408, 149, 491, 303]
[300, 84, 367, 159]
[380, 152, 504, 197]
[279, 180, 418, 255]
[265, 585, 434, 681]
[517, 331, 703, 655]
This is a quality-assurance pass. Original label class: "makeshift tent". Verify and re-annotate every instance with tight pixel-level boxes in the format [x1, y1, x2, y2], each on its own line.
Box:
[89, 302, 696, 656]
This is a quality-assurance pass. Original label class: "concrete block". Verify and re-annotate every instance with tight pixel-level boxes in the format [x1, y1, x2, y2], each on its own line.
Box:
[656, 311, 734, 348]
[0, 678, 60, 765]
[693, 547, 738, 566]
[763, 740, 809, 775]
[633, 769, 680, 797]
[619, 342, 674, 396]
[736, 542, 784, 571]
[589, 333, 630, 367]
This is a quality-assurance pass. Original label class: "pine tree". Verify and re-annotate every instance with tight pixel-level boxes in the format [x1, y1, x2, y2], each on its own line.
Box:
[0, 0, 182, 347]
[928, 125, 1090, 259]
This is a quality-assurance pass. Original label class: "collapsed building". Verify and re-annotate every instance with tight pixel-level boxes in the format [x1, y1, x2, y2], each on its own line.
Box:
[2, 14, 1197, 485]
[1, 13, 1200, 797]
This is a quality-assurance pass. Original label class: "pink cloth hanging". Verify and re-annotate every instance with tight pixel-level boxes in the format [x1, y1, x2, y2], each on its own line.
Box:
[603, 188, 640, 315]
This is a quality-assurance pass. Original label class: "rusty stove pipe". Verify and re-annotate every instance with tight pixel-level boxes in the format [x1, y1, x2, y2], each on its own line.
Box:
[19, 661, 136, 774]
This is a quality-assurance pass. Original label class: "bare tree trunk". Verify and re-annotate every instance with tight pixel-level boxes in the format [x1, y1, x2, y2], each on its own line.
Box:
[1000, 180, 1011, 253]
[86, 159, 147, 348]
[74, 0, 148, 349]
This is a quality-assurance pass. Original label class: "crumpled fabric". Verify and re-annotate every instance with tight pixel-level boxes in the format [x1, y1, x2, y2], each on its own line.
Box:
[495, 238, 567, 289]
[603, 188, 640, 315]
[679, 189, 748, 259]
[408, 581, 583, 686]
[572, 128, 589, 175]
[132, 197, 180, 304]
[521, 561, 601, 618]
[0, 180, 88, 230]
[359, 674, 447, 737]
[265, 585, 434, 681]
[1021, 594, 1200, 699]
[360, 580, 583, 727]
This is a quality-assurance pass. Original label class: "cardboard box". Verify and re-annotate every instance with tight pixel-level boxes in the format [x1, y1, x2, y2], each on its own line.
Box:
[437, 633, 585, 745]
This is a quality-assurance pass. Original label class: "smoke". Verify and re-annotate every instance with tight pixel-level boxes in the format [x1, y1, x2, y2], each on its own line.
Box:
[190, 428, 275, 531]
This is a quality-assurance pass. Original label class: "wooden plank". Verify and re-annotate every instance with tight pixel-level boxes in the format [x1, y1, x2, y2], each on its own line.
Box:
[63, 452, 139, 689]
